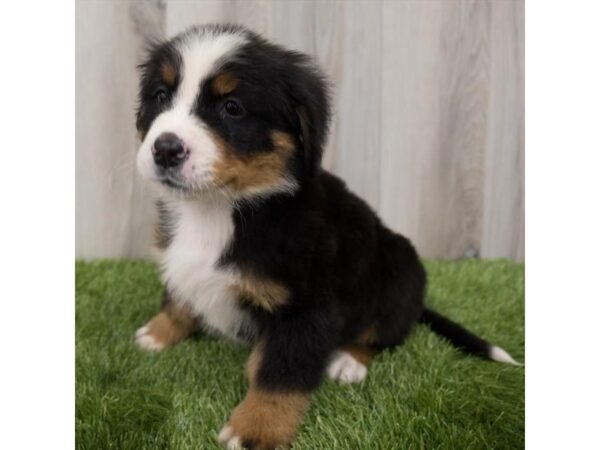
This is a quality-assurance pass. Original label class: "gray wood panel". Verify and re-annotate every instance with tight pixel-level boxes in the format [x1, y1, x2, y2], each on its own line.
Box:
[75, 0, 524, 261]
[328, 1, 382, 208]
[380, 0, 491, 259]
[481, 0, 525, 260]
[75, 0, 165, 259]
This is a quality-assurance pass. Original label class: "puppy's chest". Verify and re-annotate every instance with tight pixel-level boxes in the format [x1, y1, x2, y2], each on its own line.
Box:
[159, 199, 253, 342]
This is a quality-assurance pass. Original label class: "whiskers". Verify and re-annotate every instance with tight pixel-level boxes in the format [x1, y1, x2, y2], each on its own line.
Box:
[112, 157, 137, 175]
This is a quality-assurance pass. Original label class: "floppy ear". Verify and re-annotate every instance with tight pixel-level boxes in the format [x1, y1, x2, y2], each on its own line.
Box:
[288, 64, 331, 177]
[296, 106, 311, 170]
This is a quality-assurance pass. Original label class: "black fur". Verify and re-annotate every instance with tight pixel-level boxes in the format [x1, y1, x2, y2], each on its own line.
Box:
[220, 172, 427, 391]
[418, 308, 491, 358]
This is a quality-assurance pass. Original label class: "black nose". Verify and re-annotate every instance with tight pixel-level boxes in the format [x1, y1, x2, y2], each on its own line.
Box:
[152, 132, 187, 168]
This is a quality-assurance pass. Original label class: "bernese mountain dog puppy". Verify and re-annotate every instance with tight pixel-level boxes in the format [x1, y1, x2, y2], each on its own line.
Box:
[134, 24, 518, 449]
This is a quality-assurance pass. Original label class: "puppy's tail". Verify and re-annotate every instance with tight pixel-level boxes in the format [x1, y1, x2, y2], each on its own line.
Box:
[418, 308, 521, 365]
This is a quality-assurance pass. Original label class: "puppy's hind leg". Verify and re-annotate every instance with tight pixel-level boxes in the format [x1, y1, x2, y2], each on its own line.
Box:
[327, 344, 374, 384]
[327, 324, 378, 384]
[135, 289, 196, 351]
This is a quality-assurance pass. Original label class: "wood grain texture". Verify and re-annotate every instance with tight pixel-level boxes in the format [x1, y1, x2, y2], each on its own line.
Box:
[272, 1, 382, 207]
[380, 0, 491, 259]
[75, 0, 165, 259]
[481, 0, 525, 260]
[328, 1, 382, 208]
[166, 0, 228, 35]
[75, 0, 524, 260]
[166, 0, 271, 36]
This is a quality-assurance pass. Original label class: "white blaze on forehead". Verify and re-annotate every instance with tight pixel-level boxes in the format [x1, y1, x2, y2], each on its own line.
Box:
[175, 31, 247, 109]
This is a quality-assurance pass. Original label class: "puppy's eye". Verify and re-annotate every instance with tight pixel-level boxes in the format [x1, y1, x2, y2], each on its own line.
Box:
[153, 87, 169, 105]
[223, 99, 245, 118]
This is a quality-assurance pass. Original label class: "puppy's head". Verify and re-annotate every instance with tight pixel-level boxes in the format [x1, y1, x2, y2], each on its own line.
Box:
[136, 24, 330, 199]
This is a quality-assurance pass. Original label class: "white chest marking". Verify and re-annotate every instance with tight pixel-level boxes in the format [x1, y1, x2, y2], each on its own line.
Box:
[159, 197, 249, 341]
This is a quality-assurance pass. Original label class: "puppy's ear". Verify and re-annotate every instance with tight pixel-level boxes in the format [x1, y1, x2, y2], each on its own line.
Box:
[288, 63, 331, 177]
[296, 106, 311, 170]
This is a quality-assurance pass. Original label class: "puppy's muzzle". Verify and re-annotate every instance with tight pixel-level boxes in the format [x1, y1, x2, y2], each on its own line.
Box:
[152, 132, 189, 169]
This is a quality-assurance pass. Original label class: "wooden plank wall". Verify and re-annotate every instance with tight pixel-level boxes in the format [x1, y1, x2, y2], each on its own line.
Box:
[76, 0, 524, 261]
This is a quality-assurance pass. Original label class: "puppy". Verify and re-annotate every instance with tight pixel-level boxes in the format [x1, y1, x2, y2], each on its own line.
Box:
[134, 24, 518, 449]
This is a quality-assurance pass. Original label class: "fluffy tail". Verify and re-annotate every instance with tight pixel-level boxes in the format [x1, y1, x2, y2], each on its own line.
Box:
[419, 308, 521, 365]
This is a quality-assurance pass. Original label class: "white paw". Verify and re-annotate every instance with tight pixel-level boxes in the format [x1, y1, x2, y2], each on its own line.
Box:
[327, 351, 368, 384]
[218, 425, 242, 449]
[135, 325, 164, 351]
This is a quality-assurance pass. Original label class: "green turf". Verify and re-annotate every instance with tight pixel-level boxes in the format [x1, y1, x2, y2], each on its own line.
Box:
[76, 260, 524, 450]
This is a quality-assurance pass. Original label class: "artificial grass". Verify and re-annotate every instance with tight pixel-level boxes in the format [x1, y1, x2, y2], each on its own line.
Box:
[76, 260, 524, 450]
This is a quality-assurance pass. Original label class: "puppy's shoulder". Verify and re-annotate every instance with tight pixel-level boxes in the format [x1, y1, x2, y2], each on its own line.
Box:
[313, 170, 380, 224]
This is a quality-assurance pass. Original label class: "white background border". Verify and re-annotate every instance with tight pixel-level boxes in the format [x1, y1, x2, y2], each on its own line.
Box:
[0, 1, 74, 449]
[527, 0, 600, 448]
[1, 0, 600, 448]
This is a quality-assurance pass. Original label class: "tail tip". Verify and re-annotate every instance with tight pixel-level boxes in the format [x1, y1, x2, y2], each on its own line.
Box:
[488, 345, 522, 366]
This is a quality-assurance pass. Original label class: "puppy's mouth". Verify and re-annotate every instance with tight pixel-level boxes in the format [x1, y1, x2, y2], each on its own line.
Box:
[155, 169, 216, 195]
[156, 171, 191, 191]
[161, 178, 187, 190]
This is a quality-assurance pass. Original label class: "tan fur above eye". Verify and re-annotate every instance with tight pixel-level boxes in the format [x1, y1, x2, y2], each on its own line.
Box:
[212, 72, 239, 96]
[212, 130, 296, 194]
[160, 62, 177, 87]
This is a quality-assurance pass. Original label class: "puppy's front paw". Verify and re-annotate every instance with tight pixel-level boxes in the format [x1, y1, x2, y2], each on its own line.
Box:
[218, 390, 308, 449]
[218, 421, 291, 450]
[134, 310, 192, 351]
[218, 425, 243, 449]
[135, 324, 165, 351]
